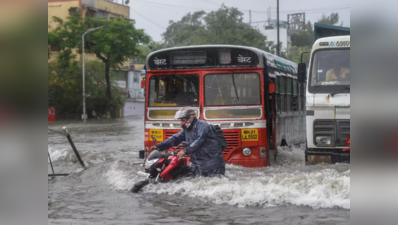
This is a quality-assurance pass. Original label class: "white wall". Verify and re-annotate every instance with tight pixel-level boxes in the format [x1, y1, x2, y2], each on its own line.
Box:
[127, 71, 144, 99]
[123, 101, 145, 116]
[261, 28, 291, 52]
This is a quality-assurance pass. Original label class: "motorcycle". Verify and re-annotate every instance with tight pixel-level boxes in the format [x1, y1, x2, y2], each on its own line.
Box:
[131, 137, 191, 193]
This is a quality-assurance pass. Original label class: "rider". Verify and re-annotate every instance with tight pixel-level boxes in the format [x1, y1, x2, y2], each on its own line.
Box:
[150, 107, 225, 177]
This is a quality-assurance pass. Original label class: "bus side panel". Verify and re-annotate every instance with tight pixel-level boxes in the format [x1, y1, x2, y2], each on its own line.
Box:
[276, 114, 306, 147]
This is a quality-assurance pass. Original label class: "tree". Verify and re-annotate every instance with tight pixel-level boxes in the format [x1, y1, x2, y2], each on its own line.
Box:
[48, 14, 150, 118]
[318, 12, 341, 26]
[48, 60, 125, 118]
[288, 13, 342, 63]
[290, 21, 314, 47]
[136, 41, 166, 63]
[287, 46, 311, 64]
[161, 5, 270, 51]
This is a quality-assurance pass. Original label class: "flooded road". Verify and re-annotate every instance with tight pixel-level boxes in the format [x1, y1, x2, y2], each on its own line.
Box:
[48, 116, 350, 225]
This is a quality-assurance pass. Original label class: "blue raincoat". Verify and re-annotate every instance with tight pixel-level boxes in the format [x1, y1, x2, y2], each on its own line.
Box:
[156, 118, 225, 177]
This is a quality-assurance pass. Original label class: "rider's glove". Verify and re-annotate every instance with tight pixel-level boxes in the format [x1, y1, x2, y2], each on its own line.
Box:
[182, 147, 192, 155]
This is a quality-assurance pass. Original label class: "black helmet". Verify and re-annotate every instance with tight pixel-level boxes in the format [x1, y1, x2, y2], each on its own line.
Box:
[174, 107, 196, 130]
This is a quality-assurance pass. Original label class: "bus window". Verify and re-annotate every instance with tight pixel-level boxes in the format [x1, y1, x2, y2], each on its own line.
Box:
[148, 74, 199, 107]
[275, 76, 280, 93]
[293, 79, 298, 96]
[205, 73, 261, 106]
[286, 77, 292, 112]
[205, 107, 262, 120]
[293, 79, 298, 111]
[279, 76, 286, 112]
[287, 77, 292, 95]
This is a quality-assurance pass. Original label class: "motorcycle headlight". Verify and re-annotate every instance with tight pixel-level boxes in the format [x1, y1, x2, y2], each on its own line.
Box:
[145, 159, 159, 170]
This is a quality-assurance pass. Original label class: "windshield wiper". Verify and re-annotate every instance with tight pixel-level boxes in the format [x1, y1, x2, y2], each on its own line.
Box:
[330, 86, 350, 97]
[231, 70, 240, 101]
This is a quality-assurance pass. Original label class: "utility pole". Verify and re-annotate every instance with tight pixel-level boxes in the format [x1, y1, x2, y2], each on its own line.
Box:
[82, 26, 105, 122]
[277, 0, 280, 56]
[249, 10, 252, 25]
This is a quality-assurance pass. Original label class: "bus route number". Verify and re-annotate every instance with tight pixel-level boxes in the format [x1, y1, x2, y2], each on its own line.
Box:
[150, 129, 163, 142]
[241, 129, 258, 141]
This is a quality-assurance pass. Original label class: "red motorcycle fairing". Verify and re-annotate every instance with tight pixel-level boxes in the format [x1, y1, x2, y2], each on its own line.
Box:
[160, 156, 187, 181]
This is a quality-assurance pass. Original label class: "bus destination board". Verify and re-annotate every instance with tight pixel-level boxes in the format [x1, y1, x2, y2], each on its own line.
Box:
[170, 51, 207, 65]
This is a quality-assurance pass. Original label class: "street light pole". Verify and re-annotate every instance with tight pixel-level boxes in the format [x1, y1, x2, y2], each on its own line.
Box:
[276, 0, 280, 56]
[82, 26, 104, 122]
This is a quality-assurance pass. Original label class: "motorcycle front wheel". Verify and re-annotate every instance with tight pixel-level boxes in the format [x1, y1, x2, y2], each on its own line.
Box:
[130, 180, 149, 193]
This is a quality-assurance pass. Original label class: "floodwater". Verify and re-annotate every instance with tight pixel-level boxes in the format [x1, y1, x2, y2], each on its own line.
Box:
[48, 116, 350, 225]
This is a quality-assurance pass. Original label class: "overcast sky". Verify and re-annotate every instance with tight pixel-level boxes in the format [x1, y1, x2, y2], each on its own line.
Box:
[118, 0, 350, 42]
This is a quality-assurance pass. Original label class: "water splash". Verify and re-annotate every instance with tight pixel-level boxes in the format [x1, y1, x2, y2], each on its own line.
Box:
[105, 144, 350, 209]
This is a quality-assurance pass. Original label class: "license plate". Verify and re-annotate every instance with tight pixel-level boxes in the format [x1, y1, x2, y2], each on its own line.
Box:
[241, 129, 258, 141]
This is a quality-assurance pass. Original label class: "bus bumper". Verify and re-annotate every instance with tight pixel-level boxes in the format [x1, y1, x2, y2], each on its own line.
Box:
[305, 148, 350, 165]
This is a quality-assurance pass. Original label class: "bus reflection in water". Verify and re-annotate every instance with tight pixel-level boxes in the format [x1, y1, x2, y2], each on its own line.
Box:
[143, 45, 305, 168]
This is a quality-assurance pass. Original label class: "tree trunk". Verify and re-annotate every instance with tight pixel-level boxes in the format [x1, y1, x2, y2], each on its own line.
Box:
[104, 62, 116, 118]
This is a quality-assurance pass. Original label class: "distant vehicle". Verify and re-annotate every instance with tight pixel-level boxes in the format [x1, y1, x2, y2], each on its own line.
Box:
[314, 22, 350, 40]
[298, 35, 350, 164]
[140, 45, 306, 168]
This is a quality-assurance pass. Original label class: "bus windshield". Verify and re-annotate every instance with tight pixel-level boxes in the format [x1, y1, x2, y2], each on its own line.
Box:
[148, 74, 199, 107]
[205, 73, 261, 106]
[309, 49, 350, 93]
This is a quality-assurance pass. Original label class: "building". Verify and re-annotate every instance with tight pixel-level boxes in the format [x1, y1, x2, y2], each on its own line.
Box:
[253, 20, 293, 54]
[48, 0, 131, 66]
[123, 63, 146, 117]
[48, 0, 145, 117]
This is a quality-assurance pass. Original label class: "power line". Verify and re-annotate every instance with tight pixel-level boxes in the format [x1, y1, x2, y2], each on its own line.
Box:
[135, 2, 187, 12]
[132, 0, 349, 19]
[134, 0, 269, 13]
[198, 0, 222, 6]
[131, 8, 166, 29]
[265, 5, 350, 13]
[132, 0, 212, 11]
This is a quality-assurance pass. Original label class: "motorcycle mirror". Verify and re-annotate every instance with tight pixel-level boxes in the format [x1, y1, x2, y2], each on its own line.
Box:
[152, 136, 157, 144]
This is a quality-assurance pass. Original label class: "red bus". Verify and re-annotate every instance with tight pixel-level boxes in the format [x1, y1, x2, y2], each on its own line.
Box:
[143, 45, 306, 167]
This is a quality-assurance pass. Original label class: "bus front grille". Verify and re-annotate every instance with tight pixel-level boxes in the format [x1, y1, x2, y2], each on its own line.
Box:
[223, 131, 240, 157]
[165, 131, 175, 139]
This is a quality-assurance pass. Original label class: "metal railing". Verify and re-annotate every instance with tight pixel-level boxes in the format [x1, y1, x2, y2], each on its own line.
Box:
[48, 127, 85, 177]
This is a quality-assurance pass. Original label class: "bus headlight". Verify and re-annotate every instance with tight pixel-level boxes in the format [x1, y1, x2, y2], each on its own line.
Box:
[242, 148, 251, 156]
[315, 136, 332, 146]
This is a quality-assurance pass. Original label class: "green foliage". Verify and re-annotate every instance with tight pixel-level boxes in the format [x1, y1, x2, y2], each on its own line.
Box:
[161, 5, 270, 51]
[286, 46, 311, 64]
[318, 13, 340, 26]
[48, 60, 125, 118]
[291, 21, 314, 47]
[288, 13, 341, 64]
[49, 13, 150, 67]
[48, 13, 150, 118]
